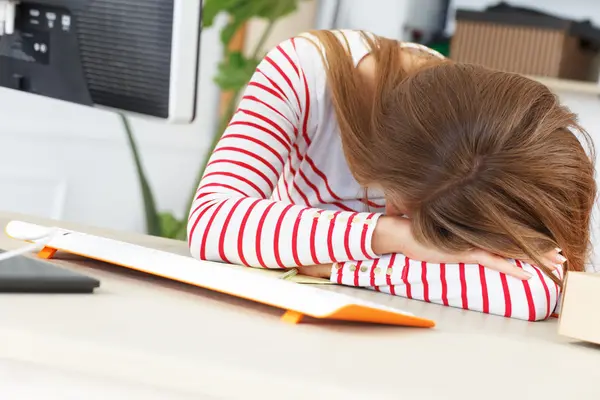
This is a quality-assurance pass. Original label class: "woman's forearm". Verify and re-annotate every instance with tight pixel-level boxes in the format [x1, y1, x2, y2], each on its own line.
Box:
[372, 216, 405, 255]
[331, 254, 560, 321]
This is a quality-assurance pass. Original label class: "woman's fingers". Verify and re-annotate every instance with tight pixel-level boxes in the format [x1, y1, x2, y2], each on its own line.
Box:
[469, 250, 532, 280]
[542, 257, 559, 270]
[550, 248, 567, 265]
[473, 247, 568, 280]
[524, 248, 567, 271]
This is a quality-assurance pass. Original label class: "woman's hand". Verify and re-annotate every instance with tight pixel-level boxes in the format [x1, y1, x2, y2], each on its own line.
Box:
[373, 216, 566, 280]
[297, 264, 333, 278]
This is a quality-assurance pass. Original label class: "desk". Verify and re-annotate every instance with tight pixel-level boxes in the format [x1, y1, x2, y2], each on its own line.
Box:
[0, 212, 598, 399]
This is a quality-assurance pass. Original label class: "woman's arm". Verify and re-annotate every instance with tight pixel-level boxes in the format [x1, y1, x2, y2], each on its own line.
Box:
[332, 255, 561, 321]
[188, 36, 382, 268]
[372, 216, 550, 279]
[302, 217, 563, 321]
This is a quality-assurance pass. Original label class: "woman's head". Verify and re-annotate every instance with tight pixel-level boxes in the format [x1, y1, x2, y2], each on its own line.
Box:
[310, 31, 596, 283]
[376, 62, 596, 282]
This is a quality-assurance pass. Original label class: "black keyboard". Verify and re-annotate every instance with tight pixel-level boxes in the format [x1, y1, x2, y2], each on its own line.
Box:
[0, 250, 100, 293]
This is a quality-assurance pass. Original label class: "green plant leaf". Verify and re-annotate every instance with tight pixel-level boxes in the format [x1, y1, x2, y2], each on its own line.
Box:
[220, 18, 244, 46]
[174, 224, 189, 241]
[214, 51, 260, 91]
[218, 1, 266, 45]
[226, 1, 269, 26]
[120, 113, 162, 236]
[229, 0, 299, 23]
[255, 0, 299, 21]
[208, 0, 303, 45]
[158, 212, 185, 239]
[228, 51, 245, 67]
[202, 0, 241, 28]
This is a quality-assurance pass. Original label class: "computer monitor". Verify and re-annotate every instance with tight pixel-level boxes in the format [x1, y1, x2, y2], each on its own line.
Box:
[0, 0, 202, 123]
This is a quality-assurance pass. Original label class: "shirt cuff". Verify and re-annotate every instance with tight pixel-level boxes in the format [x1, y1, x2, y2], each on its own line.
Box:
[330, 257, 395, 286]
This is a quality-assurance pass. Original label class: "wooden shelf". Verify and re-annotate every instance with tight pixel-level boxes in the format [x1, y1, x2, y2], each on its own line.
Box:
[527, 76, 600, 96]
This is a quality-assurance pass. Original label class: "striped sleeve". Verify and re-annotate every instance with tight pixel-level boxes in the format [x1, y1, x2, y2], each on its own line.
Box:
[187, 37, 381, 269]
[332, 256, 561, 321]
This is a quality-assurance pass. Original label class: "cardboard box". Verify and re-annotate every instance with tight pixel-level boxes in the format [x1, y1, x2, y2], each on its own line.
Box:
[558, 272, 600, 345]
[451, 4, 600, 81]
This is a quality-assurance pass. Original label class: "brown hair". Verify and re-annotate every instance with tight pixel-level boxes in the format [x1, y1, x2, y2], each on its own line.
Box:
[306, 30, 596, 285]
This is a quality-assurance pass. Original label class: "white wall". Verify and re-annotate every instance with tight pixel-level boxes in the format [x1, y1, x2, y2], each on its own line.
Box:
[316, 0, 410, 38]
[315, 0, 445, 42]
[0, 17, 226, 233]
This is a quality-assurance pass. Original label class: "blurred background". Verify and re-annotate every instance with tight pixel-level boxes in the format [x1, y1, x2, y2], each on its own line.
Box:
[2, 0, 599, 256]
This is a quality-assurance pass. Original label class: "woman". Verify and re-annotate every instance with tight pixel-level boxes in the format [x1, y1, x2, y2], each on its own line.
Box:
[187, 30, 596, 321]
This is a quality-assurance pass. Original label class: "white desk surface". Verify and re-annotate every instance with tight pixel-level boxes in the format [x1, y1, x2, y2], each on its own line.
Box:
[1, 212, 599, 400]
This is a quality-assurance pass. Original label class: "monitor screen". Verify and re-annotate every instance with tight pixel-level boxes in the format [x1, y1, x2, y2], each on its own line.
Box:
[0, 0, 201, 123]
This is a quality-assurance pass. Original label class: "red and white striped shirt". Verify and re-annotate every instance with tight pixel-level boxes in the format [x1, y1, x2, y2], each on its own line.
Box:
[188, 30, 561, 321]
